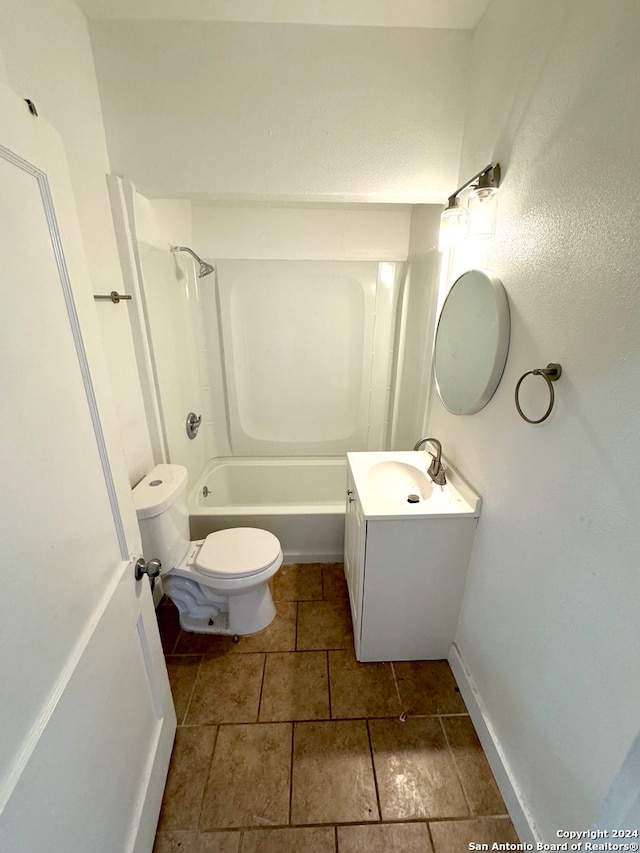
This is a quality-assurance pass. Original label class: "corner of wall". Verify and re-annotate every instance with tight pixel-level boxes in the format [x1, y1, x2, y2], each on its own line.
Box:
[408, 205, 441, 257]
[448, 643, 539, 846]
[133, 193, 193, 250]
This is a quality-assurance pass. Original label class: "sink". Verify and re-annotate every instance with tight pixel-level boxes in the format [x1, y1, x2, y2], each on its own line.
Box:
[347, 450, 481, 519]
[367, 461, 433, 504]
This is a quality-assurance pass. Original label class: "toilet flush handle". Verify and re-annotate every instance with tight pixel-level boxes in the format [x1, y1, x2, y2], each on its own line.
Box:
[134, 557, 162, 581]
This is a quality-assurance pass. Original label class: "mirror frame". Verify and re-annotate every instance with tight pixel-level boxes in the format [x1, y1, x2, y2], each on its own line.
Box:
[434, 268, 510, 415]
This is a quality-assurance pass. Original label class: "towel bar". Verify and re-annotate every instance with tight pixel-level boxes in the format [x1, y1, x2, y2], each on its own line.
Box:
[94, 291, 132, 304]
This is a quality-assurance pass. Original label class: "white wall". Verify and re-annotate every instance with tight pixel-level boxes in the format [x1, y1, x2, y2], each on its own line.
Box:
[88, 20, 469, 203]
[426, 0, 640, 839]
[192, 203, 412, 261]
[74, 0, 490, 30]
[0, 46, 8, 85]
[0, 0, 153, 485]
[134, 197, 193, 251]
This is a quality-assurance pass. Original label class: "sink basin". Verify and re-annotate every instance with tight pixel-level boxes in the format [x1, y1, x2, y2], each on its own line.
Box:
[367, 461, 433, 504]
[347, 450, 481, 519]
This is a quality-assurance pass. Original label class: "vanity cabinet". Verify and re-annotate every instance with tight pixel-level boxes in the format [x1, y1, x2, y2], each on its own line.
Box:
[344, 456, 479, 662]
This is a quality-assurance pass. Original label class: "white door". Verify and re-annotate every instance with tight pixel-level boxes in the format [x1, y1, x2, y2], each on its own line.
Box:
[0, 86, 175, 852]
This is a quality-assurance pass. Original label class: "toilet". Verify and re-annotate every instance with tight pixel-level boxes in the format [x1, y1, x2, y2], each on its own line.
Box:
[133, 463, 283, 636]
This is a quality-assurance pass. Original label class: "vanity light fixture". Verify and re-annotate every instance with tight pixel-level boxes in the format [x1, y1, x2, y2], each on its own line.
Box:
[438, 163, 501, 251]
[438, 197, 468, 252]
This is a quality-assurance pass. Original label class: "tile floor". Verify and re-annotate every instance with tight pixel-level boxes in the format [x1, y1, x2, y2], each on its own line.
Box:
[154, 563, 519, 853]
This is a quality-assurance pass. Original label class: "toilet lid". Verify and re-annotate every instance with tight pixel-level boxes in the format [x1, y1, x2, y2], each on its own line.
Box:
[195, 528, 282, 578]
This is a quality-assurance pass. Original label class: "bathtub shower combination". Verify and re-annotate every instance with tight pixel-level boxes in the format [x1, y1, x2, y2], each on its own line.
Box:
[130, 250, 405, 562]
[190, 456, 347, 563]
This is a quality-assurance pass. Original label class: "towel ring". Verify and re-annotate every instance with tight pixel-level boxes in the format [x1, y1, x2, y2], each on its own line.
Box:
[515, 363, 562, 424]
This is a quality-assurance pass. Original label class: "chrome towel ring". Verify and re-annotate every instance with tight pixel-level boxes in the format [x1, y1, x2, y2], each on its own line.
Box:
[515, 363, 562, 424]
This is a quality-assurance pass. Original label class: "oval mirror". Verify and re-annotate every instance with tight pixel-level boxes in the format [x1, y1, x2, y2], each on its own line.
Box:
[434, 269, 510, 415]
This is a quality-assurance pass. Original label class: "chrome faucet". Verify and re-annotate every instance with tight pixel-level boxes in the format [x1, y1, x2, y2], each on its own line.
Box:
[413, 437, 447, 486]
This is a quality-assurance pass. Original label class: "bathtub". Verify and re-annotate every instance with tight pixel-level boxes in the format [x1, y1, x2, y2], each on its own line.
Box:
[189, 456, 347, 563]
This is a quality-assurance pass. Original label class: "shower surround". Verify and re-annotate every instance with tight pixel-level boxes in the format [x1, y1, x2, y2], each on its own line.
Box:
[135, 250, 406, 560]
[210, 260, 399, 456]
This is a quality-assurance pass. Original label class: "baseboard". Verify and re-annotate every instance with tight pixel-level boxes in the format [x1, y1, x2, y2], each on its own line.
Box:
[448, 642, 539, 846]
[282, 551, 343, 564]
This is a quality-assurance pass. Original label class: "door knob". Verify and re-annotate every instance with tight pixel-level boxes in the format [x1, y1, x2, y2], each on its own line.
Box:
[135, 557, 162, 581]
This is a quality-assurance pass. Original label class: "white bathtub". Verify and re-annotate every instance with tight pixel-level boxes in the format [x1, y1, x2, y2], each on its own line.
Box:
[189, 456, 347, 562]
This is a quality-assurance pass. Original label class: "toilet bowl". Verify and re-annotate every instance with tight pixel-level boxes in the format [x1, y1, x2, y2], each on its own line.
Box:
[133, 464, 283, 636]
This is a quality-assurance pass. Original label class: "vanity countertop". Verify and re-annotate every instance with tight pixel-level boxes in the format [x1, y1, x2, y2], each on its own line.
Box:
[347, 450, 482, 520]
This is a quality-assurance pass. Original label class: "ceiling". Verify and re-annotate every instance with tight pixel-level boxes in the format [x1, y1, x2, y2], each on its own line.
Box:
[72, 0, 491, 30]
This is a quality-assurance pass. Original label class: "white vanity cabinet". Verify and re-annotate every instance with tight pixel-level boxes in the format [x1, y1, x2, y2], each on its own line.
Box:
[343, 452, 481, 662]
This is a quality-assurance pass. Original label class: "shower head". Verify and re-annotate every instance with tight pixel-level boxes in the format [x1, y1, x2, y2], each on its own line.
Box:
[170, 245, 215, 278]
[198, 260, 215, 278]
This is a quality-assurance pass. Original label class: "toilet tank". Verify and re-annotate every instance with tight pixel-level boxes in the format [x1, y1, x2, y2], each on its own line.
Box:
[132, 464, 191, 573]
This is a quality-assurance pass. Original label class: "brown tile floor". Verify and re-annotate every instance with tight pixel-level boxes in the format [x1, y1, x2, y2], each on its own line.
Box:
[154, 563, 519, 853]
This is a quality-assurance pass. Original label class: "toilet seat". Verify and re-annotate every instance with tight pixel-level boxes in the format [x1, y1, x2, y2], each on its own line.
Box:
[194, 527, 282, 579]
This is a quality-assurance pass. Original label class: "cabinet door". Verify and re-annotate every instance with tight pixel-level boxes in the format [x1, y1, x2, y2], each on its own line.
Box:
[344, 473, 366, 655]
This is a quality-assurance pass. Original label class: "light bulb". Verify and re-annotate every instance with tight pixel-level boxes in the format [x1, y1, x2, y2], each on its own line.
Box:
[468, 186, 498, 238]
[439, 205, 468, 252]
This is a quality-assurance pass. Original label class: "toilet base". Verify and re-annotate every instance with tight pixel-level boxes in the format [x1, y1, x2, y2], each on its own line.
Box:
[165, 573, 277, 636]
[179, 609, 233, 635]
[228, 583, 277, 635]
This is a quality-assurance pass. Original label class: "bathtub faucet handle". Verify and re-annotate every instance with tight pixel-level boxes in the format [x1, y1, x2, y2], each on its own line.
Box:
[186, 412, 202, 440]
